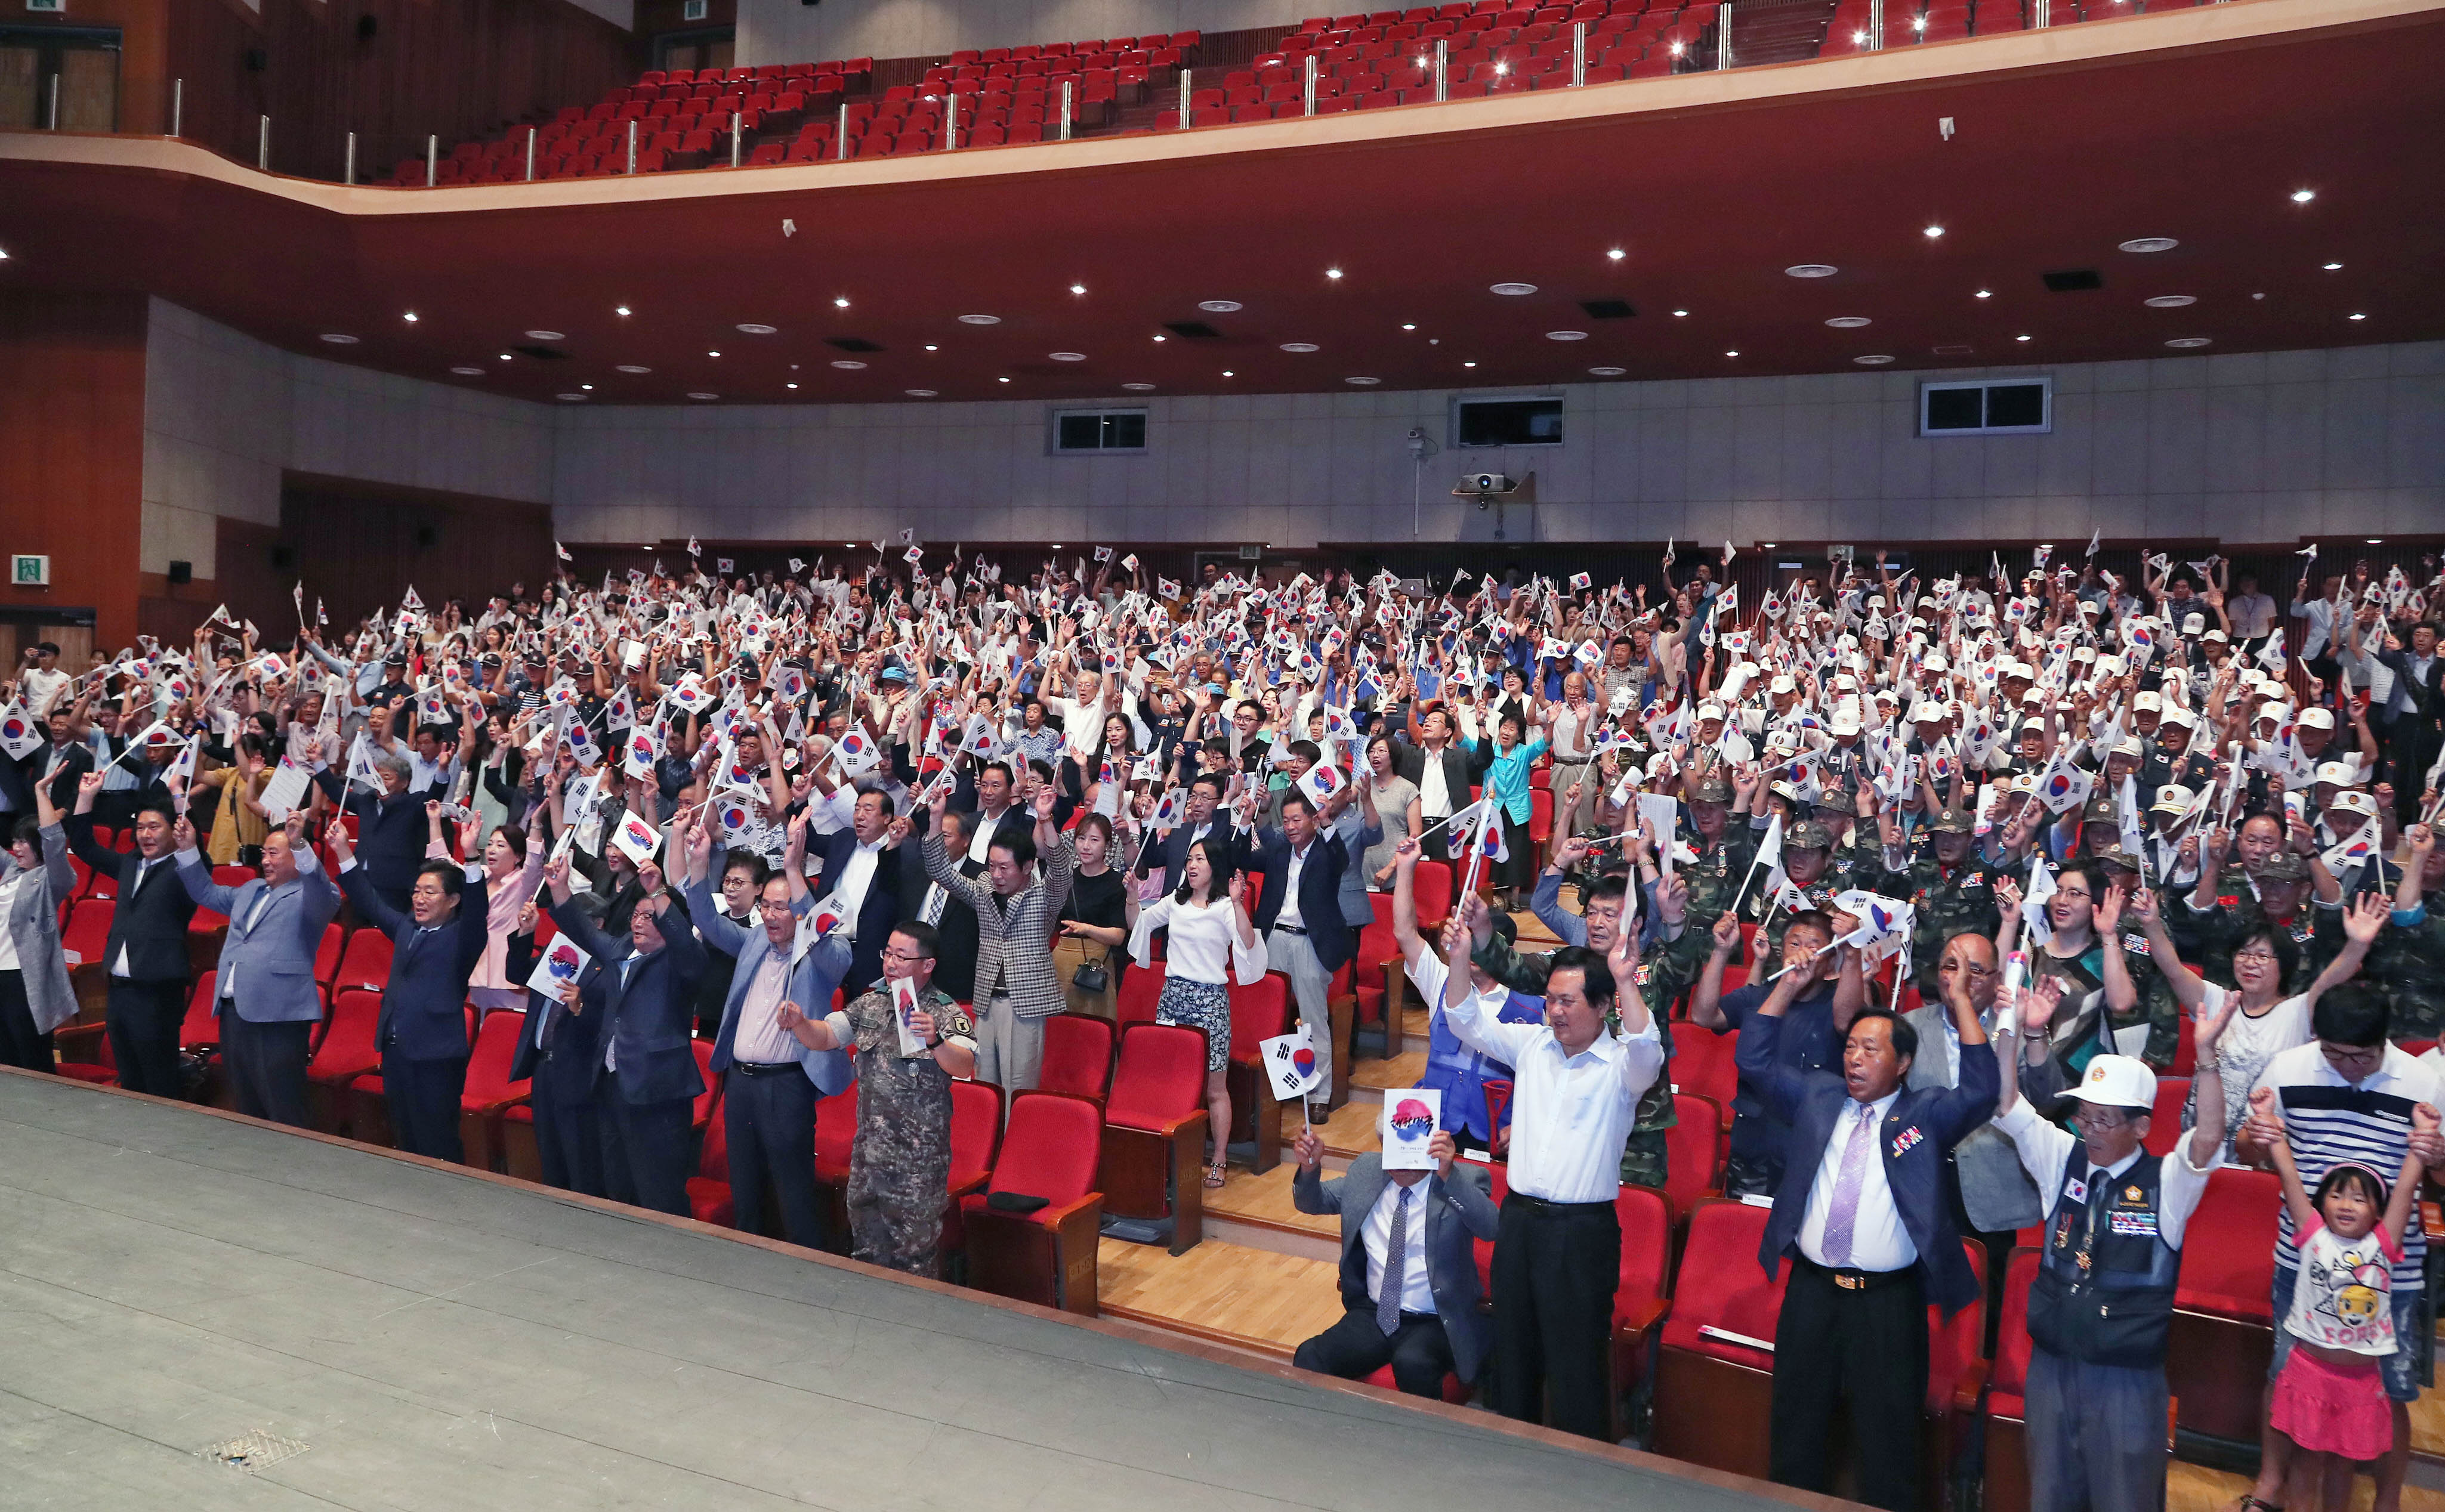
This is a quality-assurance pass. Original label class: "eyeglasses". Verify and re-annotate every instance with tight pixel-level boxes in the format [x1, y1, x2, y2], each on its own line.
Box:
[882, 947, 930, 964]
[2233, 948, 2279, 966]
[2069, 1108, 2131, 1132]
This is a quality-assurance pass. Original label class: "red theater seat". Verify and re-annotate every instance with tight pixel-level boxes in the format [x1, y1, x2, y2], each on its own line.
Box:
[334, 929, 393, 995]
[1224, 972, 1293, 1171]
[1097, 1022, 1211, 1253]
[961, 1090, 1105, 1313]
[1039, 1012, 1116, 1102]
[687, 1105, 734, 1227]
[1658, 1091, 1724, 1219]
[1669, 1023, 1739, 1108]
[307, 990, 384, 1134]
[1651, 1198, 1785, 1468]
[456, 1010, 531, 1171]
[2170, 1167, 2279, 1440]
[1983, 1247, 2042, 1512]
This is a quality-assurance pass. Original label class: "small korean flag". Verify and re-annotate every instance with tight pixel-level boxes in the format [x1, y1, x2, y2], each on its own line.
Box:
[1259, 1028, 1323, 1102]
[1569, 573, 1592, 590]
[610, 811, 662, 867]
[524, 935, 592, 994]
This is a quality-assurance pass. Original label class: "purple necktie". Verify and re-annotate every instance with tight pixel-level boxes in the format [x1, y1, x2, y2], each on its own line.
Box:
[1823, 1102, 1876, 1267]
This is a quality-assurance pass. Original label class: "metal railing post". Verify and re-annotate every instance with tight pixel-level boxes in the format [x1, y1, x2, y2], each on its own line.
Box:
[1869, 0, 1885, 47]
[1718, 2, 1733, 66]
[945, 91, 959, 149]
[723, 113, 734, 168]
[1434, 38, 1449, 101]
[1572, 21, 1587, 84]
[2035, 0, 2051, 23]
[1303, 54, 1317, 115]
[261, 115, 273, 170]
[1177, 67, 1191, 126]
[1058, 79, 1072, 140]
[169, 78, 183, 137]
[344, 131, 356, 185]
[836, 101, 849, 159]
[424, 132, 436, 185]
[525, 126, 537, 181]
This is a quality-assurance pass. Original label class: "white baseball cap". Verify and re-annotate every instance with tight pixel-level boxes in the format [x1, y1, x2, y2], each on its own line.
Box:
[2298, 707, 2336, 731]
[2132, 691, 2163, 712]
[2159, 707, 2197, 729]
[2314, 760, 2361, 787]
[2151, 784, 2194, 815]
[2072, 1054, 2158, 1111]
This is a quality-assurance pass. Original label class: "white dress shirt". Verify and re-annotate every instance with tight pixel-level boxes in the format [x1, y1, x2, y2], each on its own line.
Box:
[1418, 748, 1452, 820]
[1441, 986, 1663, 1203]
[1364, 1177, 1437, 1316]
[966, 806, 1010, 864]
[1277, 840, 1311, 930]
[729, 952, 798, 1065]
[1798, 1090, 1918, 1273]
[828, 838, 884, 938]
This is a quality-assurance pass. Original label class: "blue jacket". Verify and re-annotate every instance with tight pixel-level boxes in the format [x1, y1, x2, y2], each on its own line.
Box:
[1246, 817, 1366, 974]
[683, 875, 856, 1094]
[313, 768, 428, 898]
[177, 846, 342, 1024]
[547, 894, 709, 1106]
[508, 951, 606, 1107]
[1741, 1009, 1999, 1315]
[337, 860, 490, 1060]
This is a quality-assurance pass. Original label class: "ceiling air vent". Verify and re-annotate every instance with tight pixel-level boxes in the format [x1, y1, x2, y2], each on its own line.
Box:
[1580, 299, 1636, 320]
[1164, 321, 1223, 339]
[511, 344, 569, 360]
[826, 336, 882, 353]
[2041, 270, 2103, 293]
[1932, 344, 1974, 356]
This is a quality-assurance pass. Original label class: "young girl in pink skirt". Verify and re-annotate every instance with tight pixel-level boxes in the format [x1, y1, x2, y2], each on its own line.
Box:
[2265, 1103, 2437, 1506]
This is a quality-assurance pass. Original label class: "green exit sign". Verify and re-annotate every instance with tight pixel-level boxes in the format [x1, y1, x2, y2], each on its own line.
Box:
[13, 555, 50, 586]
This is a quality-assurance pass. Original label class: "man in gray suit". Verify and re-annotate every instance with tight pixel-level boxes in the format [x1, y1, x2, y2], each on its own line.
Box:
[1902, 929, 2064, 1235]
[172, 812, 344, 1127]
[1289, 1121, 1501, 1399]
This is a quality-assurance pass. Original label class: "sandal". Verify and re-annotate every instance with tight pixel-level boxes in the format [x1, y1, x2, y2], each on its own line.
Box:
[1204, 1161, 1228, 1189]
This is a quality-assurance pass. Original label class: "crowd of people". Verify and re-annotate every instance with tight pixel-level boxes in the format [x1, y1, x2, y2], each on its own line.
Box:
[2, 536, 2444, 1509]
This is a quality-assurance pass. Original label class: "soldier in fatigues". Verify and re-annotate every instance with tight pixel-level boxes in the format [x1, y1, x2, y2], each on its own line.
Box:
[1470, 872, 1709, 1188]
[776, 920, 977, 1276]
[1679, 773, 1759, 945]
[2183, 850, 2340, 996]
[1878, 805, 2003, 996]
[2369, 825, 2445, 1040]
[1739, 820, 1842, 965]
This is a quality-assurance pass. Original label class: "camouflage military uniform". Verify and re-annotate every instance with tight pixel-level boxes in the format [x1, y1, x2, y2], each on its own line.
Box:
[841, 984, 975, 1276]
[1738, 820, 1844, 964]
[1473, 926, 1711, 1188]
[2366, 888, 2445, 1040]
[1878, 809, 2003, 995]
[2179, 863, 2341, 996]
[1680, 778, 1759, 945]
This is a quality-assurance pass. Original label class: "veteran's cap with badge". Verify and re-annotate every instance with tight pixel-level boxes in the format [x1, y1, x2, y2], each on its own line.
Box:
[2071, 1053, 2157, 1111]
[1691, 775, 1734, 803]
[1930, 806, 1975, 834]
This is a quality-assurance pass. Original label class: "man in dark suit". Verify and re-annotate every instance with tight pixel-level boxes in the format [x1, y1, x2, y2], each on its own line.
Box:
[1134, 773, 1249, 894]
[542, 847, 708, 1216]
[2376, 619, 2444, 824]
[805, 784, 903, 997]
[1740, 957, 1999, 1512]
[33, 707, 96, 814]
[931, 760, 1029, 1003]
[328, 815, 492, 1162]
[1390, 703, 1483, 862]
[170, 812, 344, 1127]
[311, 721, 426, 915]
[1246, 787, 1373, 1116]
[66, 770, 196, 1098]
[508, 894, 608, 1198]
[1288, 1122, 1499, 1398]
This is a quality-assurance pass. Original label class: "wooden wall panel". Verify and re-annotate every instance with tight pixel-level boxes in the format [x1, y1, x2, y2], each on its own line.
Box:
[0, 290, 147, 651]
[0, 0, 171, 133]
[159, 0, 641, 183]
[280, 474, 554, 633]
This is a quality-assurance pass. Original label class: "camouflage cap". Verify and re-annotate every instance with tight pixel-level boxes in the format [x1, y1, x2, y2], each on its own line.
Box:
[2092, 843, 2141, 873]
[1929, 807, 1975, 834]
[2258, 852, 2310, 883]
[1690, 775, 1734, 803]
[2081, 795, 2119, 822]
[1788, 820, 1833, 850]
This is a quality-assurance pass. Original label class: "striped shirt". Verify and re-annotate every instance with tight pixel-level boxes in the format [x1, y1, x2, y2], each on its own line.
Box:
[2251, 1041, 2442, 1292]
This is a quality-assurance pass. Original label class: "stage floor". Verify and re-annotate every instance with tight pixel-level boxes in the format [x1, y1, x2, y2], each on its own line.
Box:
[0, 1072, 1811, 1512]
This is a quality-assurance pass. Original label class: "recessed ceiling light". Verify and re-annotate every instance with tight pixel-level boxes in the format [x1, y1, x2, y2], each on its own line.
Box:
[2144, 295, 2196, 308]
[1401, 323, 1416, 331]
[0, 248, 10, 259]
[1462, 361, 1477, 368]
[1325, 268, 1344, 280]
[1280, 342, 1319, 353]
[1069, 284, 1087, 295]
[2015, 333, 2033, 341]
[906, 388, 938, 397]
[1589, 366, 1625, 376]
[1607, 248, 1626, 261]
[2366, 537, 2384, 545]
[834, 296, 851, 308]
[1153, 334, 1166, 342]
[615, 364, 650, 373]
[1923, 225, 1945, 239]
[2323, 261, 2343, 271]
[615, 305, 631, 316]
[1546, 330, 1588, 342]
[1825, 316, 1872, 328]
[498, 353, 513, 361]
[2165, 337, 2212, 348]
[1221, 370, 1234, 378]
[1490, 282, 1537, 296]
[786, 382, 798, 389]
[2118, 237, 2178, 253]
[1049, 352, 1086, 361]
[402, 311, 418, 323]
[556, 393, 587, 402]
[1345, 376, 1380, 385]
[736, 323, 777, 335]
[1854, 354, 1894, 364]
[1198, 299, 1242, 313]
[1785, 264, 1838, 279]
[959, 314, 1000, 324]
[924, 344, 939, 351]
[831, 359, 868, 369]
[320, 333, 359, 344]
[449, 366, 484, 376]
[687, 391, 719, 400]
[708, 350, 721, 357]
[1724, 350, 1739, 358]
[998, 376, 1012, 382]
[2290, 188, 2316, 203]
[523, 330, 564, 341]
[2348, 313, 2367, 321]
[1672, 309, 1689, 318]
[579, 384, 592, 390]
[1122, 382, 1156, 391]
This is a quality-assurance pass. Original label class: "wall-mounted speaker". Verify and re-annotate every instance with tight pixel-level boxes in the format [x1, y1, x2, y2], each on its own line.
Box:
[357, 15, 379, 41]
[271, 545, 297, 571]
[414, 525, 438, 548]
[167, 561, 192, 585]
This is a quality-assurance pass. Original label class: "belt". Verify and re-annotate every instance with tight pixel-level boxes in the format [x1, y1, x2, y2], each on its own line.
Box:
[1504, 1191, 1613, 1213]
[1274, 924, 1308, 937]
[732, 1060, 797, 1077]
[1796, 1256, 1916, 1293]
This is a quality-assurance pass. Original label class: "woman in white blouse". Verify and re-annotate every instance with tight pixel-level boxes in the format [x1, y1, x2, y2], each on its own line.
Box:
[1128, 839, 1265, 1188]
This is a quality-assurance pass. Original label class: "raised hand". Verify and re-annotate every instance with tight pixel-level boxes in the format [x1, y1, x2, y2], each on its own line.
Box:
[78, 769, 107, 799]
[1655, 871, 1688, 927]
[2015, 976, 2065, 1035]
[173, 814, 196, 852]
[2244, 1086, 2285, 1152]
[1710, 911, 1741, 956]
[2343, 891, 2390, 945]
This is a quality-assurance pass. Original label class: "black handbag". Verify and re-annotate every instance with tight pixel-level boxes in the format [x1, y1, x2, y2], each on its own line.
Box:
[1069, 946, 1110, 997]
